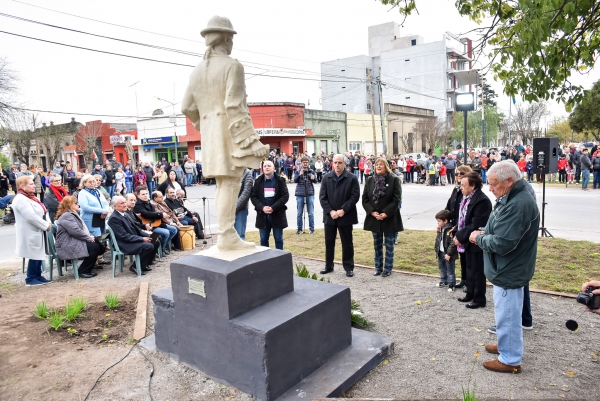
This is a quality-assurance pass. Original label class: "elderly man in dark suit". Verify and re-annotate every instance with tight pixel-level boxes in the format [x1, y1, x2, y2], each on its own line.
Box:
[108, 196, 155, 275]
[319, 154, 360, 277]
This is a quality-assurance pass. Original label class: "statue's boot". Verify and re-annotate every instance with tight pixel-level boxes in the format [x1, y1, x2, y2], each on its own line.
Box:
[215, 180, 256, 251]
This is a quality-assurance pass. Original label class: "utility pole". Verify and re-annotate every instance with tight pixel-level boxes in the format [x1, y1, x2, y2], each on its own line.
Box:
[508, 98, 512, 146]
[480, 76, 485, 148]
[377, 66, 387, 156]
[367, 68, 377, 156]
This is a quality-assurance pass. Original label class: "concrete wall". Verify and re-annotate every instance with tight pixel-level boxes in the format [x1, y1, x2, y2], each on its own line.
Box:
[321, 55, 378, 115]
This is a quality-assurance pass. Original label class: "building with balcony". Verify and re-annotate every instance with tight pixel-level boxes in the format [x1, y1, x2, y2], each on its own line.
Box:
[321, 22, 473, 127]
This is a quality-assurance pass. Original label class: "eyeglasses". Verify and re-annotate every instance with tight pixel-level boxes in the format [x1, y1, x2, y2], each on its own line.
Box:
[456, 173, 464, 176]
[51, 179, 61, 183]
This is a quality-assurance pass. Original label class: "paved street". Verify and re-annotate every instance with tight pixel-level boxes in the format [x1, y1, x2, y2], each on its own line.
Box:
[2, 180, 599, 264]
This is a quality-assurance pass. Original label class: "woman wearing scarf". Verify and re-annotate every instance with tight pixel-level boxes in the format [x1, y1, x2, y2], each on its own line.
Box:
[453, 172, 492, 309]
[77, 174, 109, 237]
[12, 176, 52, 286]
[362, 158, 403, 277]
[62, 162, 76, 194]
[55, 196, 105, 279]
[44, 174, 68, 222]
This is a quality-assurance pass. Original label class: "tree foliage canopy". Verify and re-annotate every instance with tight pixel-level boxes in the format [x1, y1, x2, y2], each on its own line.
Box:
[380, 0, 600, 110]
[569, 80, 600, 141]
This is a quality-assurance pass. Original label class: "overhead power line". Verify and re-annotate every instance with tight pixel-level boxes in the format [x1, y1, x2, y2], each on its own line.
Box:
[0, 30, 359, 83]
[0, 13, 364, 83]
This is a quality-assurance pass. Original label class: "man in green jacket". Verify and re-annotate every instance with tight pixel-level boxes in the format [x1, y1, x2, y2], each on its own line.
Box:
[469, 160, 540, 374]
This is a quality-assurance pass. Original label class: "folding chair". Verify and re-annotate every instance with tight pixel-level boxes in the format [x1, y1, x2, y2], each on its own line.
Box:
[106, 226, 141, 277]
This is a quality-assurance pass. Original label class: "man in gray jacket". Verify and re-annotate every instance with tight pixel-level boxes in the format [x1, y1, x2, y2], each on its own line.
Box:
[234, 168, 253, 240]
[469, 160, 539, 374]
[580, 148, 592, 191]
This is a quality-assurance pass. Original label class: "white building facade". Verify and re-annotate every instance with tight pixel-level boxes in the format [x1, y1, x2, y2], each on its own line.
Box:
[321, 22, 473, 124]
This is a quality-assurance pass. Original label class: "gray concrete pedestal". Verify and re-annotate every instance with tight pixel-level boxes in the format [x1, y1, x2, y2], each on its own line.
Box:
[151, 249, 392, 400]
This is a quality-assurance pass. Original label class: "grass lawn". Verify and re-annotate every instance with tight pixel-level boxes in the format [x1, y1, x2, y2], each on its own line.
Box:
[245, 229, 600, 295]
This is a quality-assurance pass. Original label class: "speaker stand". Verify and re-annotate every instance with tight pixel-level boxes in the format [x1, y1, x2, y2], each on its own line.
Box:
[538, 168, 553, 237]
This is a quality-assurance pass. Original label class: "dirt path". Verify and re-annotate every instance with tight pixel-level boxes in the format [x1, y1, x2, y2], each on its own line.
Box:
[1, 250, 599, 401]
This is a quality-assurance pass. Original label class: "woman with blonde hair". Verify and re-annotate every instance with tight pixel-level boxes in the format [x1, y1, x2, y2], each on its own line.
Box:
[362, 158, 403, 277]
[55, 196, 104, 278]
[12, 175, 52, 286]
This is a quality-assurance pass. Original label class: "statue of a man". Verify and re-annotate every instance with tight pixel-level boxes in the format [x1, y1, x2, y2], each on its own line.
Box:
[182, 16, 269, 251]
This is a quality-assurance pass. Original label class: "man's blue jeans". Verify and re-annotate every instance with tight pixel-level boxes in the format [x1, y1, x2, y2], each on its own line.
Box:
[0, 194, 14, 209]
[582, 169, 591, 189]
[494, 285, 524, 366]
[105, 184, 115, 198]
[186, 173, 194, 186]
[234, 209, 248, 240]
[296, 195, 314, 231]
[259, 217, 283, 250]
[154, 226, 177, 251]
[146, 181, 155, 194]
[481, 169, 487, 183]
[594, 171, 600, 189]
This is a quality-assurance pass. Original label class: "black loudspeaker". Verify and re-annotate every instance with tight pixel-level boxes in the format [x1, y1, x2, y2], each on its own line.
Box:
[533, 137, 559, 174]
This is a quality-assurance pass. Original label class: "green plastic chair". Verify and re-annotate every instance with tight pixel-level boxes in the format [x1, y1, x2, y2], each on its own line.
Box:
[46, 224, 63, 280]
[106, 226, 141, 277]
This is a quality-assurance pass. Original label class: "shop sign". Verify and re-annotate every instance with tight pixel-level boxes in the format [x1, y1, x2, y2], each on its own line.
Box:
[254, 128, 305, 136]
[110, 135, 124, 144]
[142, 136, 175, 144]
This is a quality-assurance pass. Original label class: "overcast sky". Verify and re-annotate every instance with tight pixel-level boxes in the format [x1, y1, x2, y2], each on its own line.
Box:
[2, 0, 599, 129]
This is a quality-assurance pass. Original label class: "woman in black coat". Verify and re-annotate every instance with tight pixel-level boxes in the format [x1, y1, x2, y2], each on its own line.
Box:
[362, 158, 403, 277]
[156, 171, 186, 197]
[453, 172, 492, 308]
[444, 165, 472, 289]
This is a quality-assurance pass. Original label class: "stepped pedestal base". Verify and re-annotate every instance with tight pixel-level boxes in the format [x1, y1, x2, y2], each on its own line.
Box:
[150, 249, 393, 401]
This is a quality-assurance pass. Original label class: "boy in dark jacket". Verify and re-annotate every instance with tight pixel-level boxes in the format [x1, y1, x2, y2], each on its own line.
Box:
[435, 210, 458, 291]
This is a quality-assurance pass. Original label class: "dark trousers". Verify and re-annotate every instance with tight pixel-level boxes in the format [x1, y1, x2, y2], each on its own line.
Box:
[459, 252, 467, 282]
[558, 170, 566, 183]
[324, 223, 354, 272]
[181, 214, 204, 238]
[575, 166, 581, 183]
[447, 169, 455, 184]
[522, 284, 532, 327]
[138, 242, 155, 269]
[78, 241, 105, 274]
[465, 251, 486, 304]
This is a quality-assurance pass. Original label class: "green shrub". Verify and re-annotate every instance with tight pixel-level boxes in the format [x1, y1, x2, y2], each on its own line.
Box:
[64, 296, 87, 322]
[32, 301, 50, 320]
[48, 310, 65, 331]
[104, 293, 120, 309]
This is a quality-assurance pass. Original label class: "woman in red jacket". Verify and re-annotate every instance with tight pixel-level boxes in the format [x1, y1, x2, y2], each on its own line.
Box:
[405, 156, 417, 183]
[358, 156, 366, 184]
[134, 166, 146, 189]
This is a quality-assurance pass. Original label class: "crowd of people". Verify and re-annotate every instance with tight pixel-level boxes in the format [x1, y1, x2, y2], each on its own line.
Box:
[9, 155, 210, 285]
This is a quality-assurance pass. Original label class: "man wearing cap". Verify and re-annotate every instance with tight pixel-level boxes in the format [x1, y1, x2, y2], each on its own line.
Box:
[182, 15, 269, 251]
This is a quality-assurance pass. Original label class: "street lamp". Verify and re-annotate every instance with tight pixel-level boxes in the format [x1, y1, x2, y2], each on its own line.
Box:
[455, 92, 475, 166]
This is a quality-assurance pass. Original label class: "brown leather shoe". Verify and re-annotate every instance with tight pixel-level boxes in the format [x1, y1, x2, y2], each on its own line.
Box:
[483, 359, 521, 373]
[485, 344, 499, 354]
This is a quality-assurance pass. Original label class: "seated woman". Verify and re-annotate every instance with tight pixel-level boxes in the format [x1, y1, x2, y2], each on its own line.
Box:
[55, 196, 105, 278]
[44, 174, 68, 222]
